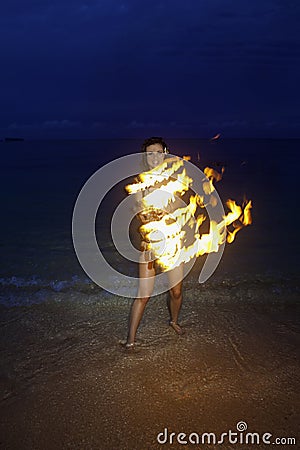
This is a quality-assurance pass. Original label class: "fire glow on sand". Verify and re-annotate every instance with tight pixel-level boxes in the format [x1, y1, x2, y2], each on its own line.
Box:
[125, 156, 252, 271]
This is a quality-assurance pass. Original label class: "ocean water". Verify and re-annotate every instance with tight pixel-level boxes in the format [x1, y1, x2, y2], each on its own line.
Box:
[0, 138, 299, 306]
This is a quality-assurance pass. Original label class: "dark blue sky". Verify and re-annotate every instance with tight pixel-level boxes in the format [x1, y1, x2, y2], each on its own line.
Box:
[1, 0, 299, 138]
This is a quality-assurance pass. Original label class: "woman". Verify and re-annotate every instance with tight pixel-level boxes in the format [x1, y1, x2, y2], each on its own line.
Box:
[125, 137, 185, 350]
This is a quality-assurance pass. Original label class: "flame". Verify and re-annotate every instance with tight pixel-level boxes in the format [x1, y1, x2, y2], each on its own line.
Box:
[125, 156, 252, 271]
[242, 200, 252, 225]
[125, 157, 183, 194]
[202, 166, 224, 195]
[204, 166, 224, 182]
[210, 133, 221, 141]
[224, 199, 252, 244]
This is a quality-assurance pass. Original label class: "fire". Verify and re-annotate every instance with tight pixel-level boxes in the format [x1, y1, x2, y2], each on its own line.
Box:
[125, 156, 252, 271]
[203, 166, 224, 195]
[210, 133, 221, 141]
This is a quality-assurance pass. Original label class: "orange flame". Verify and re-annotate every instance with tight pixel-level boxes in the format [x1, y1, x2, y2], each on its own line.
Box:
[202, 166, 224, 195]
[125, 156, 252, 271]
[210, 133, 221, 141]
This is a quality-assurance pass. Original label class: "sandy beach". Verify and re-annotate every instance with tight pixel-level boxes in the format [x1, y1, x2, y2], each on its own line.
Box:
[0, 274, 299, 450]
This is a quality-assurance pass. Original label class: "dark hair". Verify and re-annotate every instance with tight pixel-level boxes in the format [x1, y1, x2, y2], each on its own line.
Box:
[141, 136, 168, 153]
[141, 136, 169, 170]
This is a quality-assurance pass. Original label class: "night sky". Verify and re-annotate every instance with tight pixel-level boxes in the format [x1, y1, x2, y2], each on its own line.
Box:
[1, 0, 299, 139]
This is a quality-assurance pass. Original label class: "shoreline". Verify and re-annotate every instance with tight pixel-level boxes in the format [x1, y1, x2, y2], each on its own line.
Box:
[0, 276, 299, 449]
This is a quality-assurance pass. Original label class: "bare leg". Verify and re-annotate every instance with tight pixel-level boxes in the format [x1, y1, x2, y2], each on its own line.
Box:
[126, 253, 155, 346]
[167, 264, 184, 334]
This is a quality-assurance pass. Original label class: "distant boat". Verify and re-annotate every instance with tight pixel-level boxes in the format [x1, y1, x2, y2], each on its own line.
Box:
[4, 137, 24, 142]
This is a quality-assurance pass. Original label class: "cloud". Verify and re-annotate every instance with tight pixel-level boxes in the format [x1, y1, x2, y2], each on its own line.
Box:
[42, 120, 81, 129]
[8, 122, 36, 130]
[126, 120, 160, 129]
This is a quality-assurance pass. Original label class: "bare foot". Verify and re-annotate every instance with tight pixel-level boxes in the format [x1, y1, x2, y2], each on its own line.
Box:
[169, 321, 185, 335]
[125, 343, 135, 351]
[119, 340, 135, 351]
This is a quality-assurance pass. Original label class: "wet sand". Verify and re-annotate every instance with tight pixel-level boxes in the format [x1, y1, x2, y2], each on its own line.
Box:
[0, 275, 299, 450]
